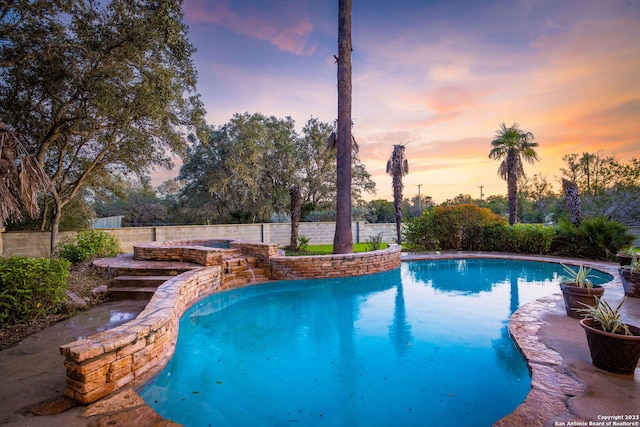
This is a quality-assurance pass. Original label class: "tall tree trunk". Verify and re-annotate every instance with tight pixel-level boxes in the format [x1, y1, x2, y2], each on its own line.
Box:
[333, 0, 353, 254]
[507, 152, 518, 225]
[289, 185, 301, 250]
[49, 196, 63, 257]
[393, 172, 403, 245]
[562, 178, 582, 226]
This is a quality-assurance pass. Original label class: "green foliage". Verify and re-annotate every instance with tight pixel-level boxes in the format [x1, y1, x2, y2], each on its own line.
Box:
[57, 230, 121, 264]
[620, 253, 640, 274]
[560, 153, 640, 225]
[366, 233, 384, 251]
[578, 297, 631, 335]
[404, 204, 505, 251]
[294, 235, 311, 252]
[551, 217, 635, 260]
[177, 115, 376, 224]
[503, 223, 555, 254]
[1, 0, 204, 246]
[0, 256, 70, 325]
[405, 205, 556, 254]
[560, 264, 594, 289]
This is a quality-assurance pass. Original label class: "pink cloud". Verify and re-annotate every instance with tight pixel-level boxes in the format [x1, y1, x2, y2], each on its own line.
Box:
[184, 0, 316, 56]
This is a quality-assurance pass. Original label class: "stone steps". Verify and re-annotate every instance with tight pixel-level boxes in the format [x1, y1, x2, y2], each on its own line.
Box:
[111, 275, 175, 288]
[97, 252, 274, 301]
[108, 276, 176, 300]
[108, 287, 159, 301]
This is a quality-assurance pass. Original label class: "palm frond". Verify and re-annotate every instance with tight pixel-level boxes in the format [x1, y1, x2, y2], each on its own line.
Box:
[0, 122, 53, 224]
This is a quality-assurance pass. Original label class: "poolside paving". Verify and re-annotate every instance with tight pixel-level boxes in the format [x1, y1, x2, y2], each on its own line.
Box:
[0, 252, 638, 426]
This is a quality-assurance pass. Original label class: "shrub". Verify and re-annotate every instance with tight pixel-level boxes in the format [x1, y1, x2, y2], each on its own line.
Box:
[57, 230, 121, 264]
[551, 217, 635, 260]
[504, 223, 556, 254]
[404, 210, 439, 250]
[405, 204, 506, 251]
[366, 233, 384, 251]
[0, 256, 70, 325]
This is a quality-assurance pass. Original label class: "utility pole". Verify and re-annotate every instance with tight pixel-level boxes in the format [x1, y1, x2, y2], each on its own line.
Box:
[478, 186, 484, 200]
[417, 184, 422, 212]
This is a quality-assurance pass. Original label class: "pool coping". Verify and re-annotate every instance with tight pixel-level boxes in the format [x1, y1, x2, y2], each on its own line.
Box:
[76, 252, 636, 426]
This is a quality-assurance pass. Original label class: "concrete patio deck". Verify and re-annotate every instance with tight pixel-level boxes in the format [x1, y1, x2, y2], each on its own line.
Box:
[0, 252, 638, 426]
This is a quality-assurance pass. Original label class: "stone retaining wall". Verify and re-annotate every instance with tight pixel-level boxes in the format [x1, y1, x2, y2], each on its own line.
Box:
[269, 244, 402, 280]
[59, 266, 221, 404]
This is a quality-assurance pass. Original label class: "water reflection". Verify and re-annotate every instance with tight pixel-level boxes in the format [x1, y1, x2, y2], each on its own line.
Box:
[389, 280, 413, 356]
[142, 259, 593, 427]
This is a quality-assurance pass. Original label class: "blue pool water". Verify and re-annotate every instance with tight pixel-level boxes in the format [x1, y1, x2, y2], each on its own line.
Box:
[140, 259, 611, 427]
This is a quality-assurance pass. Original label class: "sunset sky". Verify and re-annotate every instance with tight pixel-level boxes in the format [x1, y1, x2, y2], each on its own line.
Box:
[174, 0, 640, 203]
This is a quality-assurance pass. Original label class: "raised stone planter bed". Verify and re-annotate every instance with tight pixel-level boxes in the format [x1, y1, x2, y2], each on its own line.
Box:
[61, 241, 402, 405]
[269, 244, 402, 280]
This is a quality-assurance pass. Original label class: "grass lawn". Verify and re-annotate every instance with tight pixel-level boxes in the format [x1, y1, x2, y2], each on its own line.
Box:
[285, 243, 389, 256]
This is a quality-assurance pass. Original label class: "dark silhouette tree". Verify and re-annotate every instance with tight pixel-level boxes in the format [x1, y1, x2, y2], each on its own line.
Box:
[489, 123, 539, 225]
[386, 144, 409, 244]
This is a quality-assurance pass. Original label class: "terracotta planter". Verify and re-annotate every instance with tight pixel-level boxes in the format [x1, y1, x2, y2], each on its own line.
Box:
[620, 269, 640, 298]
[617, 253, 633, 266]
[560, 283, 605, 319]
[580, 318, 640, 374]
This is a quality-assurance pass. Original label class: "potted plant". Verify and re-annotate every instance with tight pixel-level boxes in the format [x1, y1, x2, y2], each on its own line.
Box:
[617, 246, 637, 266]
[579, 297, 640, 374]
[559, 264, 605, 319]
[619, 253, 640, 298]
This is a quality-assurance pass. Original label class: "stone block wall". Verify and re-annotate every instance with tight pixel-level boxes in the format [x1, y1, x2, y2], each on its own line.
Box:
[269, 244, 402, 280]
[109, 228, 156, 253]
[1, 222, 397, 257]
[59, 266, 221, 404]
[0, 231, 76, 257]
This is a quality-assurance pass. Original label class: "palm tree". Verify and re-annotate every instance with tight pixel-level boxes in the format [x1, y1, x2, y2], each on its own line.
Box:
[0, 122, 52, 227]
[333, 0, 353, 254]
[289, 184, 302, 250]
[387, 144, 409, 244]
[562, 178, 582, 226]
[489, 123, 539, 225]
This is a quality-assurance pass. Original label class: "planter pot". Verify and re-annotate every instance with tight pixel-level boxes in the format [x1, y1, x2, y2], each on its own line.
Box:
[617, 253, 633, 266]
[580, 318, 640, 374]
[560, 283, 605, 319]
[620, 269, 640, 298]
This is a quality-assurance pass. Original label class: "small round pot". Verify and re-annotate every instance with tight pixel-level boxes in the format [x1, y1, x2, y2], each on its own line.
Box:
[560, 283, 605, 319]
[580, 318, 640, 374]
[620, 269, 640, 298]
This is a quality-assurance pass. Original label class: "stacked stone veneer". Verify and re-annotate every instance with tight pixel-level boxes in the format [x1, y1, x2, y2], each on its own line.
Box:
[59, 242, 402, 405]
[270, 244, 402, 279]
[133, 240, 230, 266]
[59, 266, 221, 404]
[132, 240, 279, 268]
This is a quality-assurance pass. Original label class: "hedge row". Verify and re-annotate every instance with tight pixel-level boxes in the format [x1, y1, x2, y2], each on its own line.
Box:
[404, 204, 634, 260]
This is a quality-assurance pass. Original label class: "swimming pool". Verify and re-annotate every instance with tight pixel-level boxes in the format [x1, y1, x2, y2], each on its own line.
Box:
[140, 259, 612, 426]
